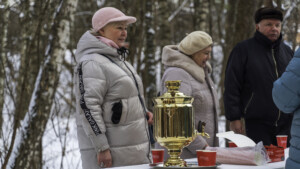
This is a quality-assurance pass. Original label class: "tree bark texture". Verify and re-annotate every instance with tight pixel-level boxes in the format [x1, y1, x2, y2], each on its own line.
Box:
[2, 0, 78, 169]
[12, 0, 78, 168]
[193, 0, 209, 32]
[264, 0, 274, 7]
[155, 0, 172, 92]
[0, 0, 9, 136]
[3, 0, 52, 167]
[142, 0, 156, 108]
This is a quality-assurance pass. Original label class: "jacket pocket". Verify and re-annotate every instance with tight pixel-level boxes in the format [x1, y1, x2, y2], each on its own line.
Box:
[111, 99, 128, 124]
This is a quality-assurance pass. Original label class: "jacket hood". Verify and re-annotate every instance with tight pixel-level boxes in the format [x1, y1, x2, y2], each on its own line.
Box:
[75, 31, 119, 62]
[162, 45, 211, 83]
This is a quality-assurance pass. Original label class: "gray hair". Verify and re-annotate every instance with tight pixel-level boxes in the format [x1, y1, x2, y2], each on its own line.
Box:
[90, 28, 101, 36]
[90, 21, 128, 36]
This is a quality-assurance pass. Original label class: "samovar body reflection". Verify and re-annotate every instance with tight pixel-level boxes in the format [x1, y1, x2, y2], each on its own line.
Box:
[153, 80, 209, 167]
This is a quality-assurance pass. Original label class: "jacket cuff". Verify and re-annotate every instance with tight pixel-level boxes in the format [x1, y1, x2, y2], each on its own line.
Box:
[196, 136, 208, 150]
[186, 136, 207, 153]
[90, 134, 110, 152]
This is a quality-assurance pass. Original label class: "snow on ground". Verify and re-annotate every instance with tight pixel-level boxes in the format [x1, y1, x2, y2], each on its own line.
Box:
[43, 116, 81, 169]
[218, 115, 226, 147]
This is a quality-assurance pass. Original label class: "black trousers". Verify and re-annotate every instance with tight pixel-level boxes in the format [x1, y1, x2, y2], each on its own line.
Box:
[245, 119, 292, 147]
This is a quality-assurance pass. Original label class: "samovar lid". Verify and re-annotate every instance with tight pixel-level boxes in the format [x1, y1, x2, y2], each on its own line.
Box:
[154, 80, 193, 105]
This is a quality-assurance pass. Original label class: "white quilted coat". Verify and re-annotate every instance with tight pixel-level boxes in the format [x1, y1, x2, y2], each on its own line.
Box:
[74, 31, 151, 168]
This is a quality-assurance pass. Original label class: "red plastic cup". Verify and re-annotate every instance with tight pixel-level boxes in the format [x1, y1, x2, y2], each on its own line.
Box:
[228, 141, 237, 147]
[276, 135, 288, 149]
[197, 150, 217, 166]
[151, 149, 164, 163]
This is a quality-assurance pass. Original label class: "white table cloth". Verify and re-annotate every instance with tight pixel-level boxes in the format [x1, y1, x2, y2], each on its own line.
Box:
[110, 161, 285, 169]
[110, 149, 288, 169]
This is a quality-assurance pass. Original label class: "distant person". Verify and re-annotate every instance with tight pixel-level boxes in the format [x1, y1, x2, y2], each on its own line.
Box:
[272, 48, 300, 169]
[74, 7, 153, 168]
[224, 7, 293, 146]
[156, 31, 219, 159]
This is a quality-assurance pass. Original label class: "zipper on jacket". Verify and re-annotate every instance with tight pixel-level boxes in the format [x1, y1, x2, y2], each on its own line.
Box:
[243, 93, 254, 114]
[272, 48, 280, 126]
[272, 49, 279, 78]
[102, 54, 152, 161]
[122, 60, 152, 162]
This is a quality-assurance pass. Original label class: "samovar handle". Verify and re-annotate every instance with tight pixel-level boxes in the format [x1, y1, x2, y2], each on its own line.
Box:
[197, 121, 210, 138]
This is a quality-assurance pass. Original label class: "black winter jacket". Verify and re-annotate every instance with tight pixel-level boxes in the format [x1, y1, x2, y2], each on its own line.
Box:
[224, 31, 293, 126]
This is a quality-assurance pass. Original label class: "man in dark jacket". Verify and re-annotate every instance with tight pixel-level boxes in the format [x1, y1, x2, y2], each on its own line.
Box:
[224, 7, 293, 146]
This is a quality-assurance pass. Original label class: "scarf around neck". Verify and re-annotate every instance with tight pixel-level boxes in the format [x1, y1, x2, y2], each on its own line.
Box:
[96, 36, 119, 49]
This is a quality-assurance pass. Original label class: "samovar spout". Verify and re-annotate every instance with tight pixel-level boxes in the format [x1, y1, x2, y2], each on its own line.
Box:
[197, 121, 210, 138]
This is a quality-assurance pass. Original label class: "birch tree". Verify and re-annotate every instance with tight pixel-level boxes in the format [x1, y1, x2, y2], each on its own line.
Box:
[283, 0, 300, 51]
[193, 0, 209, 32]
[125, 0, 145, 68]
[154, 0, 172, 90]
[155, 0, 172, 48]
[2, 0, 78, 168]
[142, 0, 156, 107]
[4, 1, 50, 165]
[0, 0, 9, 135]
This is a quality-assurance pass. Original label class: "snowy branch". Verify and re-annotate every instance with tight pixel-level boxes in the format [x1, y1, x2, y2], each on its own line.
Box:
[283, 1, 296, 21]
[168, 0, 189, 22]
[6, 0, 64, 168]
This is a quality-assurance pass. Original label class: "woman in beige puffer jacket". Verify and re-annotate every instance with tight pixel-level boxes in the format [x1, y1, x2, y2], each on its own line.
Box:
[156, 31, 219, 159]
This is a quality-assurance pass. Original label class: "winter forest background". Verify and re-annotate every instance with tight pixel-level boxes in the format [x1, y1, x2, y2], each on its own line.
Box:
[0, 0, 300, 168]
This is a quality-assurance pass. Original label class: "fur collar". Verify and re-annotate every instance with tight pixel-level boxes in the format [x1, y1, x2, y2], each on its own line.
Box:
[162, 45, 211, 83]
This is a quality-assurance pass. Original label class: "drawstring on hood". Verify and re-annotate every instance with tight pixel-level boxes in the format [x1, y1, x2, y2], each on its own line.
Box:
[117, 47, 129, 60]
[75, 31, 131, 62]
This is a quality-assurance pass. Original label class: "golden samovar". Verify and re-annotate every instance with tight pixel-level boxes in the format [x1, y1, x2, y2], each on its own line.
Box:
[153, 80, 209, 167]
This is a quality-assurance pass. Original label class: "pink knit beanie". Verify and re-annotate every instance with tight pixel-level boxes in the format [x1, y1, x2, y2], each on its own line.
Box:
[92, 7, 137, 31]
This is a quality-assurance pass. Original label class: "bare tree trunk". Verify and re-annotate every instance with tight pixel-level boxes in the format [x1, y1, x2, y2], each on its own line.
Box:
[283, 1, 299, 51]
[71, 0, 98, 50]
[235, 0, 257, 42]
[126, 0, 145, 68]
[193, 0, 209, 32]
[3, 0, 52, 167]
[208, 0, 217, 83]
[155, 0, 172, 92]
[276, 0, 282, 8]
[155, 0, 172, 48]
[264, 0, 274, 7]
[2, 0, 78, 169]
[142, 0, 156, 107]
[291, 5, 299, 51]
[0, 0, 9, 136]
[213, 0, 225, 45]
[219, 0, 238, 117]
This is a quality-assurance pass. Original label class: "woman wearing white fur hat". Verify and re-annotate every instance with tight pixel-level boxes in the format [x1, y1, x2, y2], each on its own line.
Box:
[156, 31, 219, 159]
